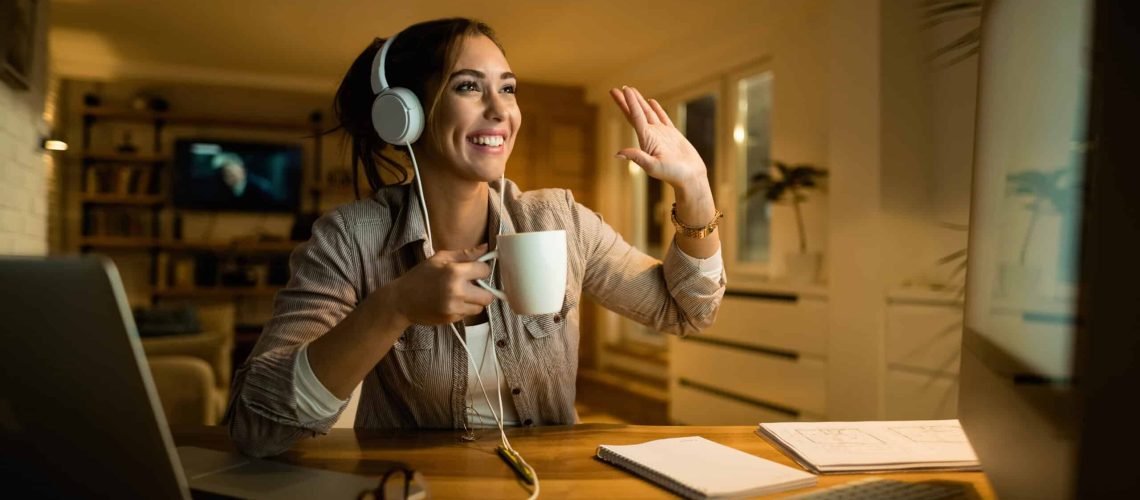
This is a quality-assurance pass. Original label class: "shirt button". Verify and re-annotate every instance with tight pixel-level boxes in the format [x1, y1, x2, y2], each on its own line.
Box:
[496, 339, 507, 348]
[553, 314, 561, 324]
[511, 387, 521, 395]
[523, 418, 534, 426]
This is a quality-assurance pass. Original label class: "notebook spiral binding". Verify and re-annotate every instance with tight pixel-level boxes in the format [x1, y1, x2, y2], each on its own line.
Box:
[596, 446, 705, 500]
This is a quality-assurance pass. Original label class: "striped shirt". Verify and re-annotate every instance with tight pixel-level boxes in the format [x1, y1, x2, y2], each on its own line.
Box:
[225, 179, 726, 457]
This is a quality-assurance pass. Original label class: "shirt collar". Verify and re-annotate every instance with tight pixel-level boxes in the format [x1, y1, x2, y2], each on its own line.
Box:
[385, 179, 517, 258]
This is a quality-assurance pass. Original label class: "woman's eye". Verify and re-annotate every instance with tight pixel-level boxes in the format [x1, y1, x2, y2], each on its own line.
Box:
[455, 81, 480, 93]
[501, 84, 516, 95]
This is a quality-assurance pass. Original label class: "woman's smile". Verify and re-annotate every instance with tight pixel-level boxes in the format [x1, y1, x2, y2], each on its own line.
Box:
[466, 129, 508, 154]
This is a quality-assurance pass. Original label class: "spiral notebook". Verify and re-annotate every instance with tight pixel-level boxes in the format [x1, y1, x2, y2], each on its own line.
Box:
[595, 436, 817, 499]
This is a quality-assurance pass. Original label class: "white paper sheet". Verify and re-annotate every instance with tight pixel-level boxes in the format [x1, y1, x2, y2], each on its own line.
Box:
[757, 419, 981, 473]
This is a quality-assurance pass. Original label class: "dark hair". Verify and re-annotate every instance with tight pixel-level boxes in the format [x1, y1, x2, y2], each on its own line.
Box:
[330, 18, 504, 197]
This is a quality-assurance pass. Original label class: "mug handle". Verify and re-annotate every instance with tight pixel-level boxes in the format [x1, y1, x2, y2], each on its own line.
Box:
[475, 251, 507, 301]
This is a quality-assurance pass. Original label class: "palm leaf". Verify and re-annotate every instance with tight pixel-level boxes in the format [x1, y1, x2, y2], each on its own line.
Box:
[744, 160, 827, 203]
[923, 0, 983, 67]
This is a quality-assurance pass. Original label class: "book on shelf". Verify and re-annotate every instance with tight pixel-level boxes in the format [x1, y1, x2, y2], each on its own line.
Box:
[83, 207, 154, 238]
[595, 436, 816, 499]
[116, 165, 133, 194]
[171, 256, 196, 288]
[85, 164, 154, 196]
[134, 168, 153, 194]
[756, 419, 981, 474]
[155, 252, 170, 290]
[85, 166, 98, 194]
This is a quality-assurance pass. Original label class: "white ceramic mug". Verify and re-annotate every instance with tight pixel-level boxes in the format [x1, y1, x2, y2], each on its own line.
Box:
[476, 230, 567, 315]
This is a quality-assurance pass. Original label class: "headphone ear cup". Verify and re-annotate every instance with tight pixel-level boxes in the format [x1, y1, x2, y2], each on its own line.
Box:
[371, 87, 424, 145]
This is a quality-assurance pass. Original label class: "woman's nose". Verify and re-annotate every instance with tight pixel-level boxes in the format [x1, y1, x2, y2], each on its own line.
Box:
[483, 93, 506, 122]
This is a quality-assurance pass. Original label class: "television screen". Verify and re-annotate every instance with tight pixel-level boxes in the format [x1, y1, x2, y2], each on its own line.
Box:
[172, 139, 302, 212]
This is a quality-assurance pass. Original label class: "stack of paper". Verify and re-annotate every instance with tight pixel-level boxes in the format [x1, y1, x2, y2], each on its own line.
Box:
[756, 420, 981, 474]
[596, 436, 817, 499]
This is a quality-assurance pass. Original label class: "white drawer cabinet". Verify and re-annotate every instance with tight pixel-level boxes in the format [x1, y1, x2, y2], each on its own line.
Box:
[669, 290, 829, 425]
[703, 294, 828, 357]
[670, 382, 824, 425]
[672, 340, 827, 415]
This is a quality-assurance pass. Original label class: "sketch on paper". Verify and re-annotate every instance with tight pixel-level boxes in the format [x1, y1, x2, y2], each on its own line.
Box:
[889, 425, 969, 444]
[795, 429, 887, 452]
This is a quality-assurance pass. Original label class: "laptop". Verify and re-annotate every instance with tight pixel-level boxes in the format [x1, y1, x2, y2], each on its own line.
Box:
[0, 256, 387, 498]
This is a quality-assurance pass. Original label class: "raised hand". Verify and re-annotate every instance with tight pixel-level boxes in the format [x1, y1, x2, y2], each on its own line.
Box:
[610, 86, 709, 189]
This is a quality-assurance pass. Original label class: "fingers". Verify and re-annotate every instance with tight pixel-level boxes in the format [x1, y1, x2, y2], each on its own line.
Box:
[609, 87, 631, 116]
[612, 86, 670, 131]
[434, 243, 488, 263]
[446, 260, 492, 282]
[616, 86, 648, 128]
[610, 87, 640, 129]
[624, 86, 658, 126]
[462, 282, 496, 307]
[616, 147, 659, 172]
[648, 98, 675, 128]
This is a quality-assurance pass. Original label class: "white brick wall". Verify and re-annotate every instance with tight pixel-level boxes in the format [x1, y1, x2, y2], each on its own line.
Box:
[0, 1, 51, 256]
[0, 86, 50, 256]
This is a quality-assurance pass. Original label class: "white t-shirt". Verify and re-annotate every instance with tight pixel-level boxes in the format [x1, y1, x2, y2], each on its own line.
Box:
[460, 322, 520, 428]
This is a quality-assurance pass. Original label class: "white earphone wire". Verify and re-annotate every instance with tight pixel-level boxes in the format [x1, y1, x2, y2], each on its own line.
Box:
[405, 141, 538, 499]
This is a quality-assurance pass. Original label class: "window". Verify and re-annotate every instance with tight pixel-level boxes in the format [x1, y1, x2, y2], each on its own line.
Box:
[733, 71, 774, 265]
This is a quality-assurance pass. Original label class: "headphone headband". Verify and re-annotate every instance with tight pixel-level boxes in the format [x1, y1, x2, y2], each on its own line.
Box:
[370, 34, 397, 94]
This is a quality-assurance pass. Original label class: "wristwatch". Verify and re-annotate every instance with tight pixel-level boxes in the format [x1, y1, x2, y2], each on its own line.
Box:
[670, 203, 724, 239]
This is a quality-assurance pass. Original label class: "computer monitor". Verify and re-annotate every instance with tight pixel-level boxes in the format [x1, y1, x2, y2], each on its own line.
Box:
[959, 0, 1140, 498]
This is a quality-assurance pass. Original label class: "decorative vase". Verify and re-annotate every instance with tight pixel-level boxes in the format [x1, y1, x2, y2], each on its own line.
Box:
[784, 251, 822, 284]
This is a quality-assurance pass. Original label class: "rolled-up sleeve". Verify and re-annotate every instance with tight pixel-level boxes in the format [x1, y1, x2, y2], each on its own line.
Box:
[224, 210, 358, 457]
[569, 191, 726, 337]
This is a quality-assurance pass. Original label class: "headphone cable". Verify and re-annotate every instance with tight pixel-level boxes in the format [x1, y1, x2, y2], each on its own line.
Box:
[406, 141, 540, 499]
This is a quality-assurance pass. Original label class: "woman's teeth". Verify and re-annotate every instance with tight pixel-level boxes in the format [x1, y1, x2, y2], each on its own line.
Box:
[468, 136, 504, 147]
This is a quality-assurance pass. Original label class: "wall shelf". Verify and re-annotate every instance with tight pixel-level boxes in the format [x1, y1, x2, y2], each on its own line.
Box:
[79, 237, 299, 254]
[81, 194, 166, 205]
[80, 152, 171, 163]
[153, 286, 280, 299]
[80, 236, 161, 249]
[83, 107, 321, 131]
[161, 239, 299, 254]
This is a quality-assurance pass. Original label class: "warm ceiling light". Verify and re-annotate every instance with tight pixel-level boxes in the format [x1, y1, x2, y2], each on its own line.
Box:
[42, 138, 69, 151]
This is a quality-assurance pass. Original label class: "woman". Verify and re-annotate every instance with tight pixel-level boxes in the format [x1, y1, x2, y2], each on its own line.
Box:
[226, 18, 726, 458]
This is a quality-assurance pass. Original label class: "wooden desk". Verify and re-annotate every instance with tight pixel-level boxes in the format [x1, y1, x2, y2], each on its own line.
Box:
[173, 424, 993, 499]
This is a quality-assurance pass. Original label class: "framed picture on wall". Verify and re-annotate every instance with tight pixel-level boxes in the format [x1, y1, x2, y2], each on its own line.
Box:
[1, 0, 37, 90]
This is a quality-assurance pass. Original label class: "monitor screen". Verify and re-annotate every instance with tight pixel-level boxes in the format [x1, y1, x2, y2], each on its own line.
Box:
[959, 0, 1092, 498]
[172, 139, 302, 212]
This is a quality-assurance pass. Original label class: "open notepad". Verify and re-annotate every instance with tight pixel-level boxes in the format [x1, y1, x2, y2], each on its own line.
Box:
[757, 419, 981, 474]
[595, 436, 816, 499]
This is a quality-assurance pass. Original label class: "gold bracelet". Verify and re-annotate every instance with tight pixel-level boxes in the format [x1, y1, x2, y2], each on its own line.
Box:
[671, 202, 724, 239]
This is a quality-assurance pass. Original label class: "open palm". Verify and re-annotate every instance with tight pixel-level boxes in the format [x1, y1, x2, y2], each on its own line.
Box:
[610, 86, 708, 187]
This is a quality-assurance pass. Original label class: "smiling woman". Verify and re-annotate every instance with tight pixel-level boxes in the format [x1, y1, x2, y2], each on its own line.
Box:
[225, 16, 726, 497]
[325, 19, 512, 194]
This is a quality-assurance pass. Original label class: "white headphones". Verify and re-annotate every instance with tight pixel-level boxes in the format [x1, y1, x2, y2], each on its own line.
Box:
[370, 33, 424, 145]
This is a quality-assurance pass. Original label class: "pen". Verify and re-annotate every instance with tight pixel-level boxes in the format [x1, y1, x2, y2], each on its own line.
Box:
[496, 445, 535, 485]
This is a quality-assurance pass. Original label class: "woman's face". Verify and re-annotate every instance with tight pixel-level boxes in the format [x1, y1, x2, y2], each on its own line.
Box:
[425, 35, 520, 182]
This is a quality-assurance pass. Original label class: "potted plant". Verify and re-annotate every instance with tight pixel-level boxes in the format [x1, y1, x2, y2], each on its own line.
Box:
[745, 161, 829, 284]
[999, 165, 1078, 298]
